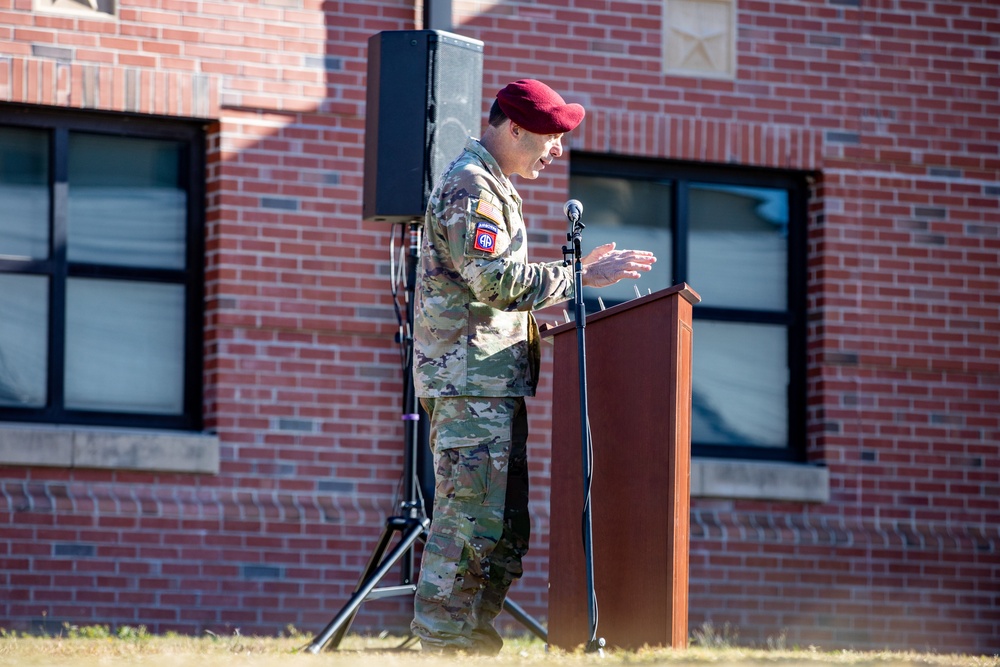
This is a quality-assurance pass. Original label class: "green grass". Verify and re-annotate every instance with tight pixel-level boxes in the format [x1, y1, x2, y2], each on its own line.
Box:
[0, 625, 996, 667]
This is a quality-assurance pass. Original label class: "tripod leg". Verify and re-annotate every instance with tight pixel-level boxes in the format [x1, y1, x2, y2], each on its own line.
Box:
[502, 598, 548, 643]
[305, 523, 397, 653]
[306, 517, 429, 653]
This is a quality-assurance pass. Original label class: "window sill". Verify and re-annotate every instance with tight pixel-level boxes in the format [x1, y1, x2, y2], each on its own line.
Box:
[0, 422, 219, 475]
[691, 457, 829, 503]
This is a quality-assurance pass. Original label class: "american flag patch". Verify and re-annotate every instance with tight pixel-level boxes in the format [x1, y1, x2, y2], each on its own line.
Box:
[475, 198, 503, 226]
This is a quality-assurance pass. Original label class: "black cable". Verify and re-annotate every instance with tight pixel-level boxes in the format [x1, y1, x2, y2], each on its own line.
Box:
[583, 415, 600, 641]
[388, 223, 409, 370]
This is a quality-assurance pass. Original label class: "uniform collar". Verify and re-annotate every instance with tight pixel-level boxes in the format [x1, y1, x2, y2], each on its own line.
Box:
[467, 138, 519, 203]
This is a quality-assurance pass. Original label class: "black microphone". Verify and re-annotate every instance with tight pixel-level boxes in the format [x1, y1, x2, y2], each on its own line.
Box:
[563, 199, 583, 224]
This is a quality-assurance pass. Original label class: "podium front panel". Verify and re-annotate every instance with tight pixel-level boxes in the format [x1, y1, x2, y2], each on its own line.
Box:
[545, 284, 697, 651]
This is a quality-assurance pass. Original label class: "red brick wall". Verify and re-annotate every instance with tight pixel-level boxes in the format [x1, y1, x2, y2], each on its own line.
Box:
[1, 0, 997, 653]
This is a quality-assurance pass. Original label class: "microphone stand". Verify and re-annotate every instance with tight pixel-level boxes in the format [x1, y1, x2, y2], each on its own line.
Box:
[562, 207, 605, 655]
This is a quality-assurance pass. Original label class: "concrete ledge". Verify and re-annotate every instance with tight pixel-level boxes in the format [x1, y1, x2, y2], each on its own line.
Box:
[0, 423, 219, 474]
[691, 457, 829, 503]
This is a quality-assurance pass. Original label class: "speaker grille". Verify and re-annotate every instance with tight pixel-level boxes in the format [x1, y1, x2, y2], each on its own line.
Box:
[363, 30, 484, 223]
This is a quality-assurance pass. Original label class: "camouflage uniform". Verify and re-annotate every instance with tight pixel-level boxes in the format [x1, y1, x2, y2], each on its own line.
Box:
[411, 138, 574, 652]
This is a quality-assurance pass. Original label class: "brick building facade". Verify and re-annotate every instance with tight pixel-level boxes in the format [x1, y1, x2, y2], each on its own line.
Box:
[0, 0, 997, 654]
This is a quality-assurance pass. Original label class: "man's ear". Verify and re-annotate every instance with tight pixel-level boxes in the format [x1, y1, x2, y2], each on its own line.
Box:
[509, 122, 521, 139]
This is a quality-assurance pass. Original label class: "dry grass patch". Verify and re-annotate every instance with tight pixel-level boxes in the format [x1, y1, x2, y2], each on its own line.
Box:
[0, 626, 996, 667]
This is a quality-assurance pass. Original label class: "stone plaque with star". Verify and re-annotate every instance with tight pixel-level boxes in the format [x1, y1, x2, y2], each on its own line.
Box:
[663, 0, 735, 79]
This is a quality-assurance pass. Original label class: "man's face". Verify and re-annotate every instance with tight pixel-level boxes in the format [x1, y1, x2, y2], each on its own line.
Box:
[509, 126, 564, 179]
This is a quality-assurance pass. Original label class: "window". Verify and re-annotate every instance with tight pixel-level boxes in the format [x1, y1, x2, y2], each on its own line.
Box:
[0, 106, 205, 431]
[570, 154, 808, 462]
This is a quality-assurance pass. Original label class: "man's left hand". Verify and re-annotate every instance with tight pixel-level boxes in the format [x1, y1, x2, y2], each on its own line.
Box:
[580, 242, 656, 288]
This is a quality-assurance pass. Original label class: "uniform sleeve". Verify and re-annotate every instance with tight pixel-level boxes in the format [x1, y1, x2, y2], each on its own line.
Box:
[438, 187, 574, 312]
[466, 254, 574, 312]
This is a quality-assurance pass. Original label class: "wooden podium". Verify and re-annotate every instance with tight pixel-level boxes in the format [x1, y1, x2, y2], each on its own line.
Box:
[542, 283, 700, 651]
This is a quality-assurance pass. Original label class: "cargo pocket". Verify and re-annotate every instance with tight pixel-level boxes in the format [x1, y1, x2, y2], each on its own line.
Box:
[481, 438, 510, 509]
[429, 397, 515, 509]
[437, 444, 495, 505]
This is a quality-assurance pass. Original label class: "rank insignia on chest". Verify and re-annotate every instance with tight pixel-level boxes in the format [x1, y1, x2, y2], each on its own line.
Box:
[473, 221, 498, 253]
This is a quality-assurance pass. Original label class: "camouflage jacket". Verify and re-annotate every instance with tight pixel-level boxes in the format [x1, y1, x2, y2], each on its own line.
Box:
[413, 138, 575, 398]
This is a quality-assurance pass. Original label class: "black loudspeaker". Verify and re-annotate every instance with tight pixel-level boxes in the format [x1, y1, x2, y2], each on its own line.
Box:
[363, 30, 484, 223]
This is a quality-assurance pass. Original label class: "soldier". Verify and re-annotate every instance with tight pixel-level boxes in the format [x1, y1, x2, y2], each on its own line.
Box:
[411, 79, 656, 654]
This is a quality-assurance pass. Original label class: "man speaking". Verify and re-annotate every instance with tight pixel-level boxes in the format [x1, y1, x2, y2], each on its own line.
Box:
[411, 78, 656, 654]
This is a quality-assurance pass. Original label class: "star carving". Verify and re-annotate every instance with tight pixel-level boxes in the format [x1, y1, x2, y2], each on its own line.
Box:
[671, 22, 728, 70]
[664, 0, 734, 78]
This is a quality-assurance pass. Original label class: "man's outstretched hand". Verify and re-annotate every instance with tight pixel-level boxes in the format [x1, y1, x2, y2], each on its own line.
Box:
[581, 242, 657, 288]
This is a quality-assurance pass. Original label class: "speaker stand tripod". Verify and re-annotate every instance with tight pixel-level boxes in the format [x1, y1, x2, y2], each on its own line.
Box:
[305, 223, 547, 653]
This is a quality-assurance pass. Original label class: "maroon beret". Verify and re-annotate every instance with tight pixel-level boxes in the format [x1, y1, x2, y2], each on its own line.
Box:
[495, 79, 586, 135]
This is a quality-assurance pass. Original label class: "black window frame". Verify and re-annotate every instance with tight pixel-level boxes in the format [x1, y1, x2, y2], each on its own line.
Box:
[0, 103, 206, 431]
[571, 152, 809, 463]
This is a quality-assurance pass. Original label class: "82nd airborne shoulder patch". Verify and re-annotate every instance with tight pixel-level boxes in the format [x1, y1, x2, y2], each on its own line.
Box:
[473, 221, 499, 253]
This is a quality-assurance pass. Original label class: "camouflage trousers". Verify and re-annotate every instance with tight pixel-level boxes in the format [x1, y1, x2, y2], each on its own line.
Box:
[411, 396, 530, 654]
